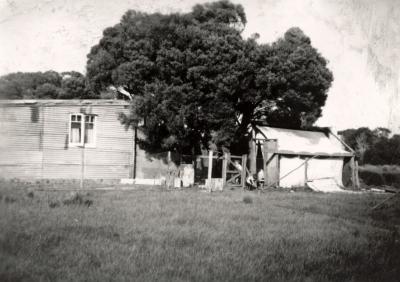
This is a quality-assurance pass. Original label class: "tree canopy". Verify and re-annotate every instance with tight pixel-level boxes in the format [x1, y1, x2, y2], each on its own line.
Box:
[86, 0, 333, 154]
[0, 71, 93, 99]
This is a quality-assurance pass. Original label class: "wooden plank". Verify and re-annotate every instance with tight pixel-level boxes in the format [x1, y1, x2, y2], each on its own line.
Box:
[371, 191, 399, 210]
[350, 156, 356, 190]
[207, 150, 213, 192]
[249, 139, 257, 174]
[262, 149, 353, 158]
[198, 156, 220, 159]
[355, 160, 360, 189]
[304, 157, 309, 185]
[227, 174, 240, 183]
[222, 152, 228, 188]
[241, 154, 247, 189]
[263, 140, 279, 187]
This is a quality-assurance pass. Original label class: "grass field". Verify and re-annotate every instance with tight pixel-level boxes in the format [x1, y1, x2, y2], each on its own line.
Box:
[1, 186, 400, 281]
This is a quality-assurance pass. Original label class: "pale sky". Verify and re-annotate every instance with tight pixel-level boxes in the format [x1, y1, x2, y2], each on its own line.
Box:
[0, 0, 399, 132]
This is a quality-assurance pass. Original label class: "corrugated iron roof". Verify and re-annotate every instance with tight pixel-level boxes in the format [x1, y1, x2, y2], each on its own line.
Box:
[255, 126, 353, 156]
[0, 99, 130, 107]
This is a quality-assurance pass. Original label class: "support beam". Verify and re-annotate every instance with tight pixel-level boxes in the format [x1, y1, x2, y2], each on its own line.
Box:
[350, 156, 356, 190]
[80, 146, 85, 189]
[263, 140, 279, 188]
[304, 157, 309, 186]
[241, 154, 247, 189]
[249, 139, 257, 175]
[355, 160, 360, 189]
[222, 152, 228, 189]
[207, 150, 213, 192]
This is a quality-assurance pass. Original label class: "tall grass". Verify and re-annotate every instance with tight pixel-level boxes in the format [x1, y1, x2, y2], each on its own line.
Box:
[0, 186, 399, 281]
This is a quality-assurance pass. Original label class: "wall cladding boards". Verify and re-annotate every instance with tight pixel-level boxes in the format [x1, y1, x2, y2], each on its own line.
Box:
[0, 101, 134, 180]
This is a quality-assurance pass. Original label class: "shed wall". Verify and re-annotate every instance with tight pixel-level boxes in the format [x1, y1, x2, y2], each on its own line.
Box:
[279, 156, 344, 188]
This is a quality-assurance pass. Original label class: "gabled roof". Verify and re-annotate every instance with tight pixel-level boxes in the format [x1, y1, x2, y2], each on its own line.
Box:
[255, 126, 354, 157]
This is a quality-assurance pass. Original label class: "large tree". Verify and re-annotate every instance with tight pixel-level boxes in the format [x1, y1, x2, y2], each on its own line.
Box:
[87, 0, 333, 155]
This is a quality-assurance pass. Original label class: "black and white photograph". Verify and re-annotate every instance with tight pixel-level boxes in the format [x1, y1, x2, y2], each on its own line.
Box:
[0, 0, 399, 281]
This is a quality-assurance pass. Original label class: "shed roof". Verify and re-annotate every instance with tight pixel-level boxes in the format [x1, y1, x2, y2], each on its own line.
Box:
[0, 99, 130, 107]
[255, 126, 353, 157]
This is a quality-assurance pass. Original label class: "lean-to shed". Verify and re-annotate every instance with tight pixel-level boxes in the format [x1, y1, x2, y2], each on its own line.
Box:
[250, 126, 355, 189]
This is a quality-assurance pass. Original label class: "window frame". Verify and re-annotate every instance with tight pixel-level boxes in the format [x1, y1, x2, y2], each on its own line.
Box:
[68, 113, 97, 148]
[69, 113, 85, 147]
[84, 114, 97, 148]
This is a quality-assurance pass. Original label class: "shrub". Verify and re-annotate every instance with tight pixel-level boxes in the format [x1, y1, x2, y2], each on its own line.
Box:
[359, 168, 400, 188]
[243, 195, 253, 204]
[63, 192, 93, 207]
[26, 191, 34, 198]
[359, 170, 385, 186]
[48, 200, 60, 208]
[4, 196, 17, 204]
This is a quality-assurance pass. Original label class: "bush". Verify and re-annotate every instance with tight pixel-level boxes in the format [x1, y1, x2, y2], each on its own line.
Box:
[48, 200, 60, 208]
[243, 195, 253, 204]
[359, 170, 385, 186]
[26, 191, 34, 198]
[382, 173, 400, 188]
[359, 168, 400, 188]
[62, 192, 93, 207]
[4, 196, 17, 204]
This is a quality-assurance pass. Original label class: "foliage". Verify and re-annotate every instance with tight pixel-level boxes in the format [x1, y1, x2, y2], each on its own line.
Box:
[358, 166, 400, 187]
[364, 134, 400, 165]
[87, 1, 333, 154]
[255, 27, 333, 129]
[339, 127, 400, 165]
[62, 192, 93, 207]
[0, 71, 94, 99]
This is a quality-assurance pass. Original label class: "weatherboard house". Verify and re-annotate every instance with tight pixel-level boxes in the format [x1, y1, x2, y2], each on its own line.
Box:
[0, 99, 170, 184]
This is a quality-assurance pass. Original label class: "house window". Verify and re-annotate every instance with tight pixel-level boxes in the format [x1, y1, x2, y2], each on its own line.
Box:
[69, 114, 96, 147]
[70, 114, 84, 146]
[84, 115, 96, 146]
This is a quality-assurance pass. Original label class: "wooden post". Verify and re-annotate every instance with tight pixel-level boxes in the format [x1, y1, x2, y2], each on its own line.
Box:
[133, 127, 138, 179]
[355, 160, 360, 189]
[249, 139, 257, 175]
[241, 154, 247, 189]
[80, 146, 85, 189]
[207, 150, 213, 192]
[350, 156, 356, 190]
[222, 152, 228, 189]
[304, 157, 309, 186]
[263, 140, 279, 188]
[40, 106, 44, 188]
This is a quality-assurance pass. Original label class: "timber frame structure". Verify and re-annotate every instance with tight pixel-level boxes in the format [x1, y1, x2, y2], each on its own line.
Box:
[248, 126, 359, 189]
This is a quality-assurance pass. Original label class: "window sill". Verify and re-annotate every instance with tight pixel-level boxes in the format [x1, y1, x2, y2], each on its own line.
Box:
[68, 144, 97, 148]
[84, 145, 97, 148]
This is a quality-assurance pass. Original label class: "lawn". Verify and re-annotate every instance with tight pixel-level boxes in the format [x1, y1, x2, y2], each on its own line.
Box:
[0, 186, 399, 281]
